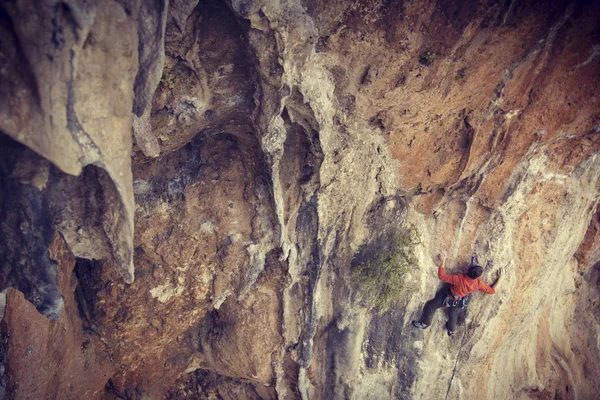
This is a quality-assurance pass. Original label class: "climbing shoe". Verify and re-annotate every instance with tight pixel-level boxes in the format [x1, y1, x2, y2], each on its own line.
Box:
[447, 330, 455, 337]
[412, 321, 428, 329]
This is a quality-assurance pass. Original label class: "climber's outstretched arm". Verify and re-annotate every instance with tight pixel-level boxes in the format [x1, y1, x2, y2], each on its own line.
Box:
[437, 252, 461, 285]
[490, 268, 505, 290]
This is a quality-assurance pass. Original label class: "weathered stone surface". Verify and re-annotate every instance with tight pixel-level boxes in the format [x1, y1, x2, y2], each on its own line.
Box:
[165, 369, 265, 400]
[2, 235, 113, 400]
[0, 133, 134, 319]
[1, 0, 600, 399]
[58, 125, 279, 397]
[132, 0, 169, 158]
[144, 0, 259, 158]
[0, 0, 138, 283]
[0, 135, 62, 319]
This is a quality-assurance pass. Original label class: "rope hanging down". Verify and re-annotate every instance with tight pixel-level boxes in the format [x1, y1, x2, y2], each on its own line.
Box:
[444, 254, 476, 400]
[444, 313, 468, 400]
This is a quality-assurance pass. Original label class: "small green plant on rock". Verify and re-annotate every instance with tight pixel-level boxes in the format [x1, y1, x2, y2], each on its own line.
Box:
[419, 51, 437, 66]
[160, 73, 177, 90]
[352, 228, 419, 313]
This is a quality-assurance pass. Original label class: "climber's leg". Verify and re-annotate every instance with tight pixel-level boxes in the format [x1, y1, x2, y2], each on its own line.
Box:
[417, 290, 446, 327]
[446, 306, 459, 333]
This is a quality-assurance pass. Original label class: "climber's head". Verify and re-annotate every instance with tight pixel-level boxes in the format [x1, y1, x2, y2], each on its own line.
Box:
[467, 265, 483, 279]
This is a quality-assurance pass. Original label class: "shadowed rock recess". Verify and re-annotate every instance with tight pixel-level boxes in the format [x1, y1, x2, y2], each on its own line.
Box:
[1, 0, 599, 398]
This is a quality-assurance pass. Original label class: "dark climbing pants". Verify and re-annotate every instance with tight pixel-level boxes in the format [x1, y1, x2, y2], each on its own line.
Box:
[418, 290, 460, 332]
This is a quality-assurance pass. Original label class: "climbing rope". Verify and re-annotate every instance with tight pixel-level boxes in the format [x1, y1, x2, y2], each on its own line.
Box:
[444, 312, 468, 400]
[444, 254, 477, 400]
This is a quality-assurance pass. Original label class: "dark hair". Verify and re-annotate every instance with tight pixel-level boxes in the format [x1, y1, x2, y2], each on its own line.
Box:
[467, 266, 483, 279]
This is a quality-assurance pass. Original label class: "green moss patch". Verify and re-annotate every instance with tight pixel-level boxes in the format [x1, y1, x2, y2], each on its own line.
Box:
[351, 228, 419, 313]
[419, 51, 437, 66]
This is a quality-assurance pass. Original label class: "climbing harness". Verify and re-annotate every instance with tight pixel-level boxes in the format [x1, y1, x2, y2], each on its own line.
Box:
[442, 292, 469, 309]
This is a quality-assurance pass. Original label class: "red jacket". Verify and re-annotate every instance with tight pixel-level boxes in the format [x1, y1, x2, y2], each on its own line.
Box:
[438, 267, 495, 297]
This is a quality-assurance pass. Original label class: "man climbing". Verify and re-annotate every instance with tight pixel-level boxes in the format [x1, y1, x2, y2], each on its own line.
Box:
[412, 252, 505, 336]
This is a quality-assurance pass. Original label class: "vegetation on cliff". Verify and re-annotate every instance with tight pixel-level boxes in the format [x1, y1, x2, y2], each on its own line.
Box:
[352, 228, 419, 312]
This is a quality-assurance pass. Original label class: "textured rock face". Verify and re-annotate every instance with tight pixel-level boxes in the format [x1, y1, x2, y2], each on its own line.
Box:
[1, 0, 600, 399]
[0, 0, 138, 320]
[1, 235, 112, 399]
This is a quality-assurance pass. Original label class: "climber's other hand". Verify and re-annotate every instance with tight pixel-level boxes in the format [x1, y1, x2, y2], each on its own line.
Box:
[436, 252, 446, 266]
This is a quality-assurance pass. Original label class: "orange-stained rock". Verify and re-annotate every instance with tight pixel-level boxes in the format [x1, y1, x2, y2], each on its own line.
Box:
[3, 235, 113, 399]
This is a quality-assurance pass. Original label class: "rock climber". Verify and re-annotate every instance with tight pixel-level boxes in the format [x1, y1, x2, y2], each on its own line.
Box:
[412, 252, 505, 336]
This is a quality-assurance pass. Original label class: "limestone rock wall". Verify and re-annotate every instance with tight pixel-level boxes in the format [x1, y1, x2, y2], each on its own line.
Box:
[0, 0, 139, 320]
[1, 0, 600, 399]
